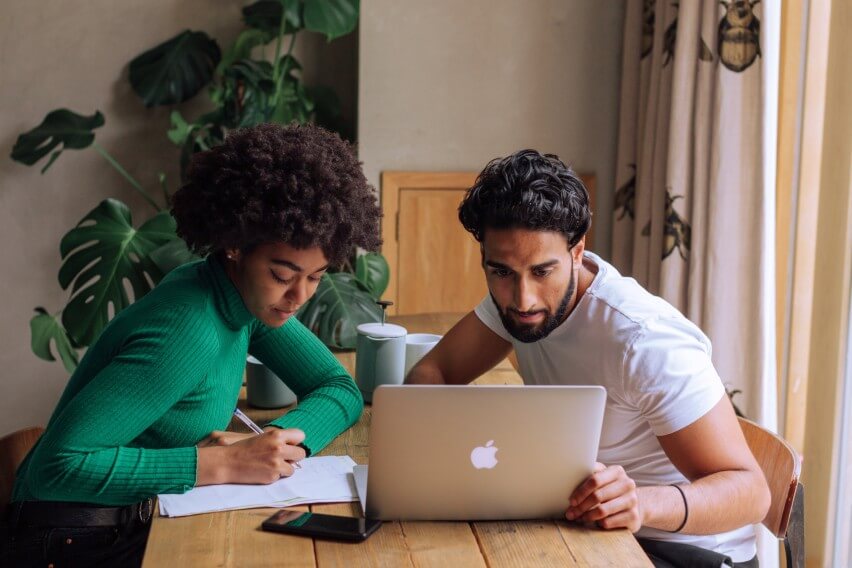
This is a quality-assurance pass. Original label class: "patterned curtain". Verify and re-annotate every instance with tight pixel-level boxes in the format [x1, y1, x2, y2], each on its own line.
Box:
[612, 0, 774, 425]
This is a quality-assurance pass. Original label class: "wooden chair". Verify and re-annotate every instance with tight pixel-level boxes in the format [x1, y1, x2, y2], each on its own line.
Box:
[0, 426, 44, 520]
[738, 417, 803, 568]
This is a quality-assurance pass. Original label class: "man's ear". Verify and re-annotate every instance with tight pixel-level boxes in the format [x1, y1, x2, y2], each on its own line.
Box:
[571, 236, 586, 263]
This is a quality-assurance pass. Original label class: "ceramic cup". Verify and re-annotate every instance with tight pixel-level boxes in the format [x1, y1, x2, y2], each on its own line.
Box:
[245, 355, 298, 408]
[355, 323, 407, 403]
[404, 333, 443, 377]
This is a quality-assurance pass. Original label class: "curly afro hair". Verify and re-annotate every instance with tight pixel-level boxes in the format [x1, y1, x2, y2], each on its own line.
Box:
[171, 123, 382, 266]
[458, 149, 591, 248]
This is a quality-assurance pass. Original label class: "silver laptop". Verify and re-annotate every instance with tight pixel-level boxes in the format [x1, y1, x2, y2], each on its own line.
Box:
[362, 384, 606, 521]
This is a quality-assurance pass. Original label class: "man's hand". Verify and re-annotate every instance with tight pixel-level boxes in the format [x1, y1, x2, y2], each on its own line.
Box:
[566, 462, 643, 532]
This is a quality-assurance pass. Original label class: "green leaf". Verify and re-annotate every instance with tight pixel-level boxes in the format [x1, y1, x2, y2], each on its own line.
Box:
[307, 85, 341, 120]
[242, 0, 301, 36]
[149, 239, 200, 275]
[221, 59, 279, 126]
[217, 28, 273, 74]
[10, 109, 105, 173]
[304, 0, 359, 41]
[58, 199, 179, 346]
[129, 30, 221, 107]
[296, 272, 382, 349]
[167, 110, 192, 146]
[30, 307, 79, 373]
[355, 252, 389, 300]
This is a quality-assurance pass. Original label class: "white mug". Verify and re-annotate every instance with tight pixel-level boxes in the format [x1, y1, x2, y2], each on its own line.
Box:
[404, 333, 443, 377]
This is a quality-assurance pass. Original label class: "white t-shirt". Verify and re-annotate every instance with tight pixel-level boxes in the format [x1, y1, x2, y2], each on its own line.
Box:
[474, 251, 755, 562]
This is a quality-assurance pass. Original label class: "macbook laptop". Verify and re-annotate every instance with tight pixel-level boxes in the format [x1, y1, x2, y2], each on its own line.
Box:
[359, 384, 606, 521]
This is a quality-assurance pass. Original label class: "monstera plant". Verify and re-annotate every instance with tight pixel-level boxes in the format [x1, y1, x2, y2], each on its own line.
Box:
[12, 0, 385, 373]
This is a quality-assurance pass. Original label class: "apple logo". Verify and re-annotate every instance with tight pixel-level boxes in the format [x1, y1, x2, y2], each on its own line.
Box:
[470, 440, 499, 469]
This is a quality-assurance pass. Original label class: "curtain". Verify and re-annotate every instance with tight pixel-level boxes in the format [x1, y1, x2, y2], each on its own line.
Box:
[612, 1, 778, 560]
[612, 0, 775, 424]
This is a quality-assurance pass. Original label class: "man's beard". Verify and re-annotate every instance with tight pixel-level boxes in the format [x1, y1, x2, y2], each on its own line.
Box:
[492, 268, 576, 343]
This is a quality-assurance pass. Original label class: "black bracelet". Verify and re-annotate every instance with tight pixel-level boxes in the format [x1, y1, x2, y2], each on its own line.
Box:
[670, 484, 688, 533]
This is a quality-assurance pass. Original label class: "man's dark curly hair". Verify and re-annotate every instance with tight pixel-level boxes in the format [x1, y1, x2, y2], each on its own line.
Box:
[171, 123, 382, 266]
[458, 149, 591, 248]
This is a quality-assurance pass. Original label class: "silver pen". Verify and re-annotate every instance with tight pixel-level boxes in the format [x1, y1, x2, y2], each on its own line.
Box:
[232, 408, 302, 469]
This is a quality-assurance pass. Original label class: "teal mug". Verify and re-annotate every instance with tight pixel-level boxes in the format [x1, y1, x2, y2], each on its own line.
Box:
[246, 356, 298, 408]
[355, 322, 407, 403]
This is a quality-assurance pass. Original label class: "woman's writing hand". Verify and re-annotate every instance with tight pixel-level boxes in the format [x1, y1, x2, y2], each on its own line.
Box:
[197, 428, 306, 485]
[196, 430, 254, 447]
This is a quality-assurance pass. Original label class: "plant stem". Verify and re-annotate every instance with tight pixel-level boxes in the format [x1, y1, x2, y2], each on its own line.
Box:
[158, 173, 170, 204]
[92, 142, 161, 212]
[271, 29, 298, 108]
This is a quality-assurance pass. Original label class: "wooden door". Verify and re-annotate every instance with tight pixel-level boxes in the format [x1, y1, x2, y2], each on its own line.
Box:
[381, 171, 595, 315]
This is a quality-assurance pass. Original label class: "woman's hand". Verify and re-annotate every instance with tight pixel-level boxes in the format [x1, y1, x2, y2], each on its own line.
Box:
[566, 462, 643, 532]
[197, 428, 306, 485]
[197, 431, 254, 447]
[197, 426, 285, 447]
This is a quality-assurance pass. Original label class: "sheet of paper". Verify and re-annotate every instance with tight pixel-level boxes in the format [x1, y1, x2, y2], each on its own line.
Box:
[158, 455, 358, 517]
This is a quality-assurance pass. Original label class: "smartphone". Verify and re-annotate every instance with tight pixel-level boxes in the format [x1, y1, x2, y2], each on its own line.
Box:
[261, 509, 382, 542]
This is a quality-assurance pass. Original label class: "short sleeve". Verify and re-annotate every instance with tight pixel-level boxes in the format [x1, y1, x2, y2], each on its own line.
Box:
[622, 316, 725, 436]
[473, 296, 513, 342]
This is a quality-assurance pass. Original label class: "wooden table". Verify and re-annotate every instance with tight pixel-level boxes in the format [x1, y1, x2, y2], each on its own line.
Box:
[143, 314, 652, 567]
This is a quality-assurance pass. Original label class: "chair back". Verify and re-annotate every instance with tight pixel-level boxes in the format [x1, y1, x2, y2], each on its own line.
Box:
[738, 417, 800, 537]
[0, 426, 44, 515]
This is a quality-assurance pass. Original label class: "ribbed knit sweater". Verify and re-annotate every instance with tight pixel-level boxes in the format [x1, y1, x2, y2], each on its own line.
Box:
[12, 256, 363, 506]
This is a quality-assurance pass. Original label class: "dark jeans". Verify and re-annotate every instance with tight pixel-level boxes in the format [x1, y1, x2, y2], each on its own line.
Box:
[3, 504, 151, 567]
[638, 537, 759, 568]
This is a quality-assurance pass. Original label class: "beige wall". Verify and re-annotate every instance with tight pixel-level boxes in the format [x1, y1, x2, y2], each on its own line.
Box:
[358, 0, 625, 254]
[0, 0, 356, 435]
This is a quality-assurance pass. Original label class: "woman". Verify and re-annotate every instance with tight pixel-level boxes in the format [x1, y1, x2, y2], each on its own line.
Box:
[7, 123, 381, 566]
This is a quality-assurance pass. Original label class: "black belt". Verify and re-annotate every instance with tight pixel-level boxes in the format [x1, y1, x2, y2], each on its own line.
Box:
[7, 498, 154, 530]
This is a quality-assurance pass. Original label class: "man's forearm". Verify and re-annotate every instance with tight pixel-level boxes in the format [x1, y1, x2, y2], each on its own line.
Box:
[405, 361, 447, 384]
[639, 469, 769, 534]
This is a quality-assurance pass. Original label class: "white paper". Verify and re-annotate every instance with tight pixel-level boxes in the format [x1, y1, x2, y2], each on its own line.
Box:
[158, 455, 358, 517]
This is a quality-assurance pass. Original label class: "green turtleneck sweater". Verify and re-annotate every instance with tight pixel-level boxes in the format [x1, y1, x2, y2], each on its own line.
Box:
[12, 256, 363, 506]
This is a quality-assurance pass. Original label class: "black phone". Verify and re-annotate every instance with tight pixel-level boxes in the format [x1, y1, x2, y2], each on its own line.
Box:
[261, 509, 382, 542]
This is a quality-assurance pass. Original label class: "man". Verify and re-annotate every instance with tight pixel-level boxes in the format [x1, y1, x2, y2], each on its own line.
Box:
[406, 150, 770, 567]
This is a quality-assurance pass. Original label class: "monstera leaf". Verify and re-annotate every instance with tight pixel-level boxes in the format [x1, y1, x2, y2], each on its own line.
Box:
[149, 239, 200, 275]
[58, 199, 178, 346]
[296, 272, 382, 349]
[242, 0, 301, 36]
[355, 252, 389, 300]
[10, 109, 104, 173]
[304, 0, 359, 41]
[30, 308, 79, 373]
[129, 30, 221, 107]
[217, 28, 273, 73]
[218, 59, 280, 127]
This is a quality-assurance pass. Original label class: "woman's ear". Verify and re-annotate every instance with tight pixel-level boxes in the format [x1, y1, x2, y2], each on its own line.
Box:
[224, 248, 241, 261]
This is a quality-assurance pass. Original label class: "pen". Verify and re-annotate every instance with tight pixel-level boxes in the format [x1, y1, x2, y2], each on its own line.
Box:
[232, 408, 301, 469]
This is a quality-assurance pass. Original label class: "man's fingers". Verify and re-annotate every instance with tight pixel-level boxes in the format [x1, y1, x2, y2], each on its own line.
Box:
[570, 465, 626, 506]
[596, 509, 641, 532]
[579, 493, 638, 523]
[568, 477, 635, 518]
